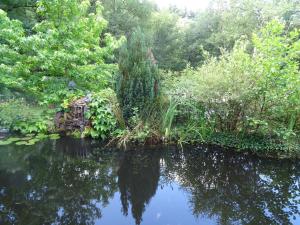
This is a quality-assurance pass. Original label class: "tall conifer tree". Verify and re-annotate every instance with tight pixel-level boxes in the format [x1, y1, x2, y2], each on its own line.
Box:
[116, 28, 160, 120]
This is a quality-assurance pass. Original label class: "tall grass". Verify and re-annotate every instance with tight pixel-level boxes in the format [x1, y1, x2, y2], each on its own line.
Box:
[161, 99, 177, 139]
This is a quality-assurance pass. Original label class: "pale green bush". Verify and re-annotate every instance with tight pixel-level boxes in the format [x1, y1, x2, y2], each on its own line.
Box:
[166, 20, 300, 145]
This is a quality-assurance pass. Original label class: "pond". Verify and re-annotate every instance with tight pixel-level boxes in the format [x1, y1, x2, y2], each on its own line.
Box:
[0, 138, 299, 225]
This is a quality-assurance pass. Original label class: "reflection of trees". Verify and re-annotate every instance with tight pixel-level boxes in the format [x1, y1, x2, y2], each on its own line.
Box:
[1, 141, 299, 225]
[163, 147, 300, 225]
[0, 139, 118, 225]
[117, 150, 161, 225]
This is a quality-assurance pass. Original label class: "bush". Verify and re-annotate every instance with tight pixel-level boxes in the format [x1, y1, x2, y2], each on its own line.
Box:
[84, 89, 121, 139]
[252, 20, 300, 140]
[0, 99, 54, 134]
[165, 20, 300, 151]
[165, 42, 256, 141]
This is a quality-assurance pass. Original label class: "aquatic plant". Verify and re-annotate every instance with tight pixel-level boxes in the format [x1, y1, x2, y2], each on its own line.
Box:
[0, 133, 60, 146]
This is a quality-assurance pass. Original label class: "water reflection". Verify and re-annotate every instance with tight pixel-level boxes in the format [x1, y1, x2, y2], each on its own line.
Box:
[0, 140, 117, 225]
[0, 140, 299, 225]
[117, 151, 161, 225]
[164, 147, 300, 225]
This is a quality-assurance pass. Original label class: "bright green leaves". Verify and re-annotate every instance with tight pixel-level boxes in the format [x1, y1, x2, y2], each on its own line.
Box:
[252, 20, 300, 138]
[0, 1, 122, 105]
[167, 43, 257, 135]
[84, 90, 118, 139]
[0, 10, 24, 44]
[0, 0, 122, 137]
[0, 9, 27, 91]
[30, 0, 119, 103]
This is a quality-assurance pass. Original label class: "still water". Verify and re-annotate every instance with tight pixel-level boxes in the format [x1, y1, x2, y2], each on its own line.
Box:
[0, 138, 299, 225]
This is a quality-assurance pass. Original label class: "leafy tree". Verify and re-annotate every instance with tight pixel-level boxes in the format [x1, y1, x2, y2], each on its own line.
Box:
[181, 0, 297, 67]
[181, 10, 221, 67]
[0, 0, 38, 32]
[0, 0, 121, 104]
[252, 20, 300, 139]
[150, 10, 186, 71]
[97, 0, 156, 38]
[0, 9, 26, 93]
[116, 28, 160, 120]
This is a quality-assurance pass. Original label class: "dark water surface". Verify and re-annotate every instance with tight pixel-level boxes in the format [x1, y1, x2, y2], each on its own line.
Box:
[0, 138, 299, 225]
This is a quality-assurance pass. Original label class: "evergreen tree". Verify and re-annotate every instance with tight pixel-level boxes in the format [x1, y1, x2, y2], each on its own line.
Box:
[116, 28, 160, 120]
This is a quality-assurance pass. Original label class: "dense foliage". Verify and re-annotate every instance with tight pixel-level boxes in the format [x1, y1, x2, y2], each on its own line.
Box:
[0, 0, 38, 32]
[84, 89, 120, 139]
[0, 0, 121, 105]
[0, 0, 299, 157]
[165, 20, 300, 155]
[116, 28, 160, 120]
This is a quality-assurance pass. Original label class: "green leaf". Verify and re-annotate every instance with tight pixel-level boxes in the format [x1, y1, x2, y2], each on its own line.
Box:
[49, 134, 60, 140]
[15, 141, 29, 145]
[6, 137, 22, 142]
[0, 139, 13, 146]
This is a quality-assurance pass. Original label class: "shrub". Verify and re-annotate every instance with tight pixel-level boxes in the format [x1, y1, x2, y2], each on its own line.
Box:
[252, 20, 300, 140]
[165, 20, 300, 149]
[84, 89, 120, 139]
[165, 42, 256, 139]
[0, 99, 54, 134]
[116, 28, 160, 120]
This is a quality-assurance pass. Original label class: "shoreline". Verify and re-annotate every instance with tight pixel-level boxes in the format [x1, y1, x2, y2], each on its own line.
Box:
[1, 131, 299, 159]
